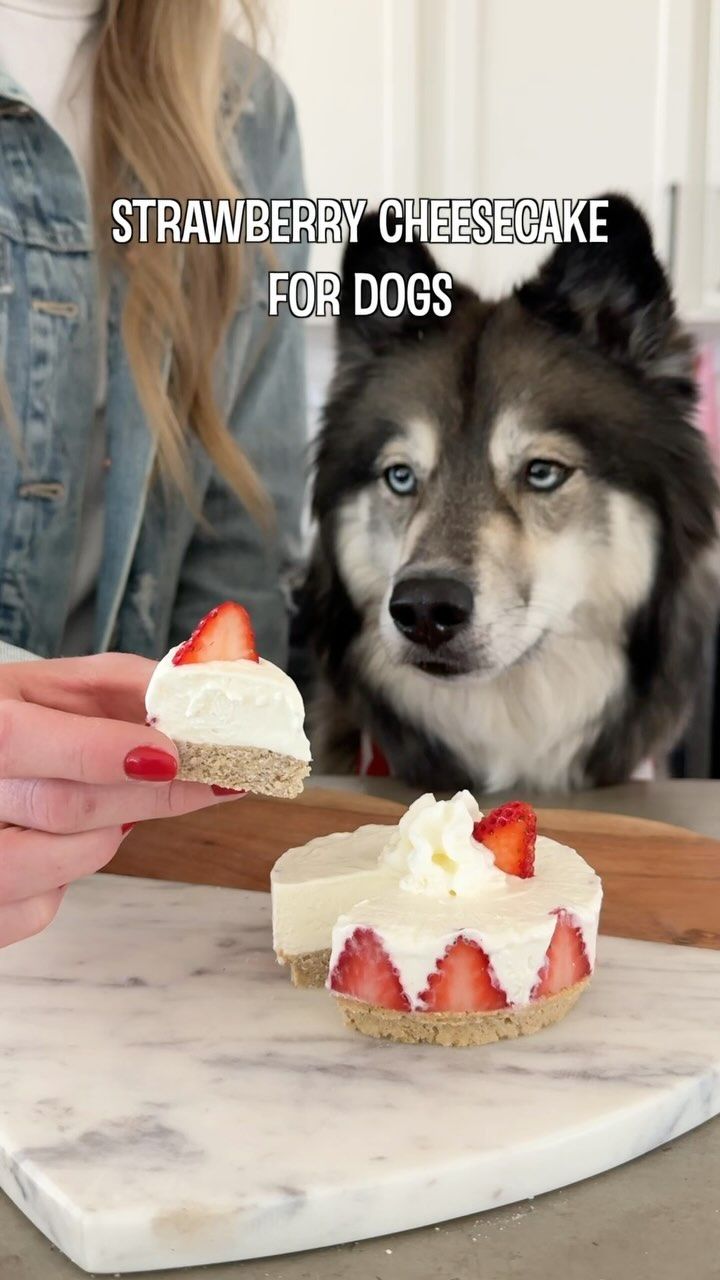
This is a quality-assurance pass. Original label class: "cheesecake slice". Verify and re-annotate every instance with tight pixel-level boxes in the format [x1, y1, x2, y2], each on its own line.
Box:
[145, 602, 311, 799]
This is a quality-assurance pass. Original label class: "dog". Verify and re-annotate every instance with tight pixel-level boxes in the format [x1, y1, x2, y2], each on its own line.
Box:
[302, 195, 720, 792]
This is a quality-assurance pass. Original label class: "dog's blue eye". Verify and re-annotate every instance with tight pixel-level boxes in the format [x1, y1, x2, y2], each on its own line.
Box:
[384, 464, 418, 496]
[525, 459, 573, 492]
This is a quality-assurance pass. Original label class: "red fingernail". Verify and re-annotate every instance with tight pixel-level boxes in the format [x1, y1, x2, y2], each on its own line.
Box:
[121, 822, 137, 835]
[124, 746, 178, 782]
[211, 786, 246, 796]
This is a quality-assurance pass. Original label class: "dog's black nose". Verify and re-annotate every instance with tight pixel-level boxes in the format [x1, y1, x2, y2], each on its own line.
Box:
[389, 576, 473, 650]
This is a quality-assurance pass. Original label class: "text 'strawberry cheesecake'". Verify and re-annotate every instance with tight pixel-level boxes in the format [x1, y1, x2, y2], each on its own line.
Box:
[317, 792, 601, 1047]
[145, 602, 311, 798]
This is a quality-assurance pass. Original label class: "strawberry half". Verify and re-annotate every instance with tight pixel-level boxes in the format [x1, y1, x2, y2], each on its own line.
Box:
[532, 911, 591, 998]
[473, 801, 536, 878]
[330, 928, 410, 1011]
[420, 937, 508, 1013]
[172, 602, 259, 665]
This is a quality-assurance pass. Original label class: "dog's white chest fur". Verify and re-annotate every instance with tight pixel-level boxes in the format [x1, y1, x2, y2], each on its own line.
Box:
[360, 631, 626, 791]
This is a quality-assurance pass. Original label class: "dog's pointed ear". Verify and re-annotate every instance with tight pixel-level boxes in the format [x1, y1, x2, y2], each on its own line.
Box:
[516, 194, 695, 405]
[339, 211, 449, 350]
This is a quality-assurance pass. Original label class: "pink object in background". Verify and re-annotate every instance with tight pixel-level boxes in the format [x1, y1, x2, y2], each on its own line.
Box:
[695, 343, 720, 462]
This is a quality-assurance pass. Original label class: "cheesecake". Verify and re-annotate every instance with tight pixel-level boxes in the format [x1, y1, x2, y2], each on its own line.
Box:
[145, 602, 311, 799]
[270, 790, 603, 1046]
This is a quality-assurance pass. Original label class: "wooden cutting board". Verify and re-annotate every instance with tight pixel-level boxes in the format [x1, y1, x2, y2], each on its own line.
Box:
[106, 788, 720, 951]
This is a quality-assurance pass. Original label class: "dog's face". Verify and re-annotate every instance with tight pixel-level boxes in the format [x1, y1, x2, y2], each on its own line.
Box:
[330, 304, 665, 681]
[313, 197, 713, 698]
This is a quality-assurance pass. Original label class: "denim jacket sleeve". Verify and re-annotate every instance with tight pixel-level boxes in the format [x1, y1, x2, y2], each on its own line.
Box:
[168, 63, 309, 670]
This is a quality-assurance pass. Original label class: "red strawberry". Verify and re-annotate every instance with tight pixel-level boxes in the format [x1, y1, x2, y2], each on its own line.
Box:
[420, 937, 508, 1013]
[330, 928, 409, 1011]
[532, 911, 591, 998]
[473, 801, 536, 878]
[172, 602, 258, 666]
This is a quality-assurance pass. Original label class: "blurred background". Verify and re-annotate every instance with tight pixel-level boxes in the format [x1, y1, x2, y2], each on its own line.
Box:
[261, 0, 720, 776]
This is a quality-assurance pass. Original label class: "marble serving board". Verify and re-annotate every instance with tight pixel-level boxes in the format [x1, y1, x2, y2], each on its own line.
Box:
[1, 875, 720, 1275]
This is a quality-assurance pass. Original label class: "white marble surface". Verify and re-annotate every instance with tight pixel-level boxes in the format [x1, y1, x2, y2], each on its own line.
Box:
[1, 876, 719, 1275]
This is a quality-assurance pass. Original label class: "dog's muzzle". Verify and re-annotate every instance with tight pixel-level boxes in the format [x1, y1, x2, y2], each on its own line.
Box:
[389, 574, 473, 654]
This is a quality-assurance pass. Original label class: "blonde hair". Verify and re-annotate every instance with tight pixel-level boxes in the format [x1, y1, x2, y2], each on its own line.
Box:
[92, 0, 271, 522]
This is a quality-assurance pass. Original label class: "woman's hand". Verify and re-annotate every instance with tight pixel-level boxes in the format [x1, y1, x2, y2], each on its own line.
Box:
[0, 652, 241, 948]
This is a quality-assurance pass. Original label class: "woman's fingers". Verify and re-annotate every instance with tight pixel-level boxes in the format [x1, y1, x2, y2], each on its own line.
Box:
[0, 654, 245, 951]
[0, 887, 66, 949]
[0, 654, 172, 784]
[0, 776, 240, 834]
[0, 698, 180, 784]
[9, 652, 157, 722]
[0, 825, 123, 902]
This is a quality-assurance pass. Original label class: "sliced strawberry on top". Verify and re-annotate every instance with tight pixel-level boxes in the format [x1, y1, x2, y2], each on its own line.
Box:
[420, 937, 509, 1013]
[532, 911, 591, 999]
[330, 928, 410, 1011]
[473, 801, 536, 878]
[172, 602, 259, 665]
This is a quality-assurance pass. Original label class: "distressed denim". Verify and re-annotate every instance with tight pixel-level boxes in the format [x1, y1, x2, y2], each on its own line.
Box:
[0, 42, 308, 669]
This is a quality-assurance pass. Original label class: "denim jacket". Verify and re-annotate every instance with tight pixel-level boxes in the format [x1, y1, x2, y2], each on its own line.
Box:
[0, 42, 308, 669]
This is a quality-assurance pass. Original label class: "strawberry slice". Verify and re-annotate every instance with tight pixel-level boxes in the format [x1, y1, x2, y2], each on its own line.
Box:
[473, 801, 536, 878]
[420, 937, 508, 1013]
[172, 602, 259, 665]
[532, 911, 591, 998]
[330, 928, 410, 1011]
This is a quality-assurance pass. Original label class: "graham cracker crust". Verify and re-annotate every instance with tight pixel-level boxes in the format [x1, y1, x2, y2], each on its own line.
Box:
[278, 949, 331, 988]
[335, 977, 591, 1047]
[175, 741, 309, 799]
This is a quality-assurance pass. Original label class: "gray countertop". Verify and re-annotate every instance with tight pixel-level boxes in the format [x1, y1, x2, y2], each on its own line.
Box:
[2, 778, 719, 1280]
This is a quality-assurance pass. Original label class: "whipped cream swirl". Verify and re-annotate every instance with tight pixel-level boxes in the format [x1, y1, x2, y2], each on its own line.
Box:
[379, 791, 502, 897]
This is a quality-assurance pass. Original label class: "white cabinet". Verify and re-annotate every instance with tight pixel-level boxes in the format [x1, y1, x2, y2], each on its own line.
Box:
[263, 0, 419, 277]
[264, 0, 720, 319]
[455, 0, 685, 295]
